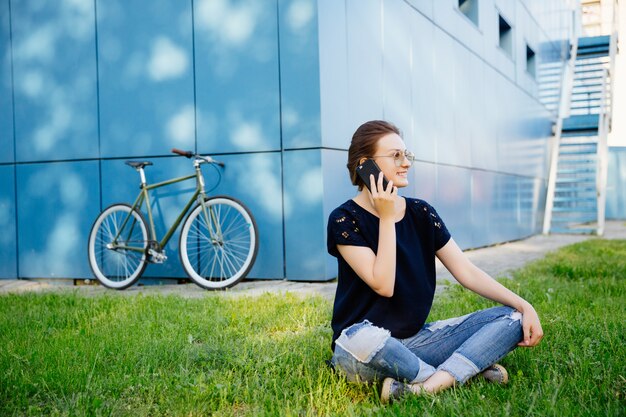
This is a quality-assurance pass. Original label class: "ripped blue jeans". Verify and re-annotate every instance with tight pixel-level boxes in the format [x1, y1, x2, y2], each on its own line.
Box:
[331, 306, 523, 384]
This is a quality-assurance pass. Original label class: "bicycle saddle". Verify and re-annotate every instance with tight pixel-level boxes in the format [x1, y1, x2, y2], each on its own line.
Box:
[125, 161, 153, 169]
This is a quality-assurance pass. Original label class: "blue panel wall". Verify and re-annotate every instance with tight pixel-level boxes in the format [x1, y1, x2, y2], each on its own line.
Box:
[0, 165, 17, 278]
[606, 147, 626, 219]
[194, 0, 280, 154]
[279, 0, 321, 149]
[97, 0, 195, 157]
[1, 0, 13, 164]
[435, 164, 473, 249]
[283, 149, 325, 280]
[208, 152, 285, 278]
[321, 149, 354, 278]
[1, 0, 577, 282]
[16, 161, 101, 278]
[11, 1, 98, 162]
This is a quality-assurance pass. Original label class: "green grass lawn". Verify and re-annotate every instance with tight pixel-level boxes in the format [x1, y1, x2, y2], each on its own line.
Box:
[1, 239, 624, 416]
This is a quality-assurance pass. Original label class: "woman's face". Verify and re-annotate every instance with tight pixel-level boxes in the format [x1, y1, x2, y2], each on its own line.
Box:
[371, 133, 411, 189]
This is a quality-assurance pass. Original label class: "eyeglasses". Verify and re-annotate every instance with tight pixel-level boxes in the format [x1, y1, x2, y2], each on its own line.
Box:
[372, 150, 416, 167]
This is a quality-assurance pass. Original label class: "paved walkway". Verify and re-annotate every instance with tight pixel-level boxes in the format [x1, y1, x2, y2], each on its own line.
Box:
[1, 221, 625, 300]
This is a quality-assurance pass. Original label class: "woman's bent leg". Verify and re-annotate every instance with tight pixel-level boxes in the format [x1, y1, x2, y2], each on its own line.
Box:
[332, 320, 436, 384]
[437, 311, 523, 384]
[403, 306, 524, 385]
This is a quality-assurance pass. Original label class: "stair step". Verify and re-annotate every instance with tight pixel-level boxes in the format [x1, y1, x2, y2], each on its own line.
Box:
[557, 169, 596, 175]
[557, 158, 596, 164]
[561, 130, 599, 138]
[575, 57, 609, 65]
[572, 81, 604, 88]
[577, 49, 610, 58]
[574, 74, 605, 81]
[555, 178, 595, 184]
[552, 214, 597, 221]
[554, 190, 596, 196]
[559, 150, 597, 156]
[562, 114, 600, 131]
[559, 139, 597, 144]
[578, 35, 610, 48]
[554, 200, 597, 205]
[553, 196, 596, 203]
[559, 144, 597, 150]
[552, 207, 597, 213]
[571, 90, 603, 96]
[573, 69, 606, 78]
[554, 191, 596, 196]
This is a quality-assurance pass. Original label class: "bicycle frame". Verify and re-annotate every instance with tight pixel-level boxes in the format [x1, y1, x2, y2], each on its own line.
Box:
[110, 163, 220, 254]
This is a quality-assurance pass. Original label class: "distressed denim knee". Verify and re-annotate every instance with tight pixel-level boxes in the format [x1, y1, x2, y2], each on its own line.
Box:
[437, 307, 524, 384]
[333, 320, 436, 384]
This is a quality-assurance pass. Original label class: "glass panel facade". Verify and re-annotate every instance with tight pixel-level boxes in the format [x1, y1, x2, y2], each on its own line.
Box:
[1, 0, 579, 281]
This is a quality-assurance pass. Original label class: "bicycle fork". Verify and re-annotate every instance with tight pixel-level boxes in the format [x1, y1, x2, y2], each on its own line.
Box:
[195, 163, 224, 246]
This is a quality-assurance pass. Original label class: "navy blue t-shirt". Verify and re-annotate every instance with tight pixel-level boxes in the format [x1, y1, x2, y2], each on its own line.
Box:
[327, 198, 451, 349]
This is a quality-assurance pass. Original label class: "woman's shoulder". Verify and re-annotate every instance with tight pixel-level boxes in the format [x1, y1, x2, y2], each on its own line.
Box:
[329, 199, 359, 221]
[404, 197, 446, 224]
[404, 197, 435, 214]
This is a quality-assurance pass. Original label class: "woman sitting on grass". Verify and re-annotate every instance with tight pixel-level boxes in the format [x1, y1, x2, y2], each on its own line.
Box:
[327, 120, 543, 403]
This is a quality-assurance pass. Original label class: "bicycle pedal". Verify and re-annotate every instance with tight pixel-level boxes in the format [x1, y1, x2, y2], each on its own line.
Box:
[148, 249, 168, 264]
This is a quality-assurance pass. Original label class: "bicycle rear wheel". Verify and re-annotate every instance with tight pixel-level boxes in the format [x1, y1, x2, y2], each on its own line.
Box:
[87, 204, 149, 289]
[179, 196, 258, 289]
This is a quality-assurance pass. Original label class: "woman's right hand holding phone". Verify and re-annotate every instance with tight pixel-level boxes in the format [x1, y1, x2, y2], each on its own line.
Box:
[369, 172, 397, 221]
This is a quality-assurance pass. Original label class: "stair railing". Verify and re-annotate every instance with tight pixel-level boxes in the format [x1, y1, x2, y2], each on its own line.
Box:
[542, 14, 579, 234]
[596, 10, 618, 235]
[597, 67, 609, 235]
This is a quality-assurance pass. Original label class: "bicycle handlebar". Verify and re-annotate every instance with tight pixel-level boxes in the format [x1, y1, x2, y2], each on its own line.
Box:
[172, 148, 194, 158]
[171, 148, 225, 167]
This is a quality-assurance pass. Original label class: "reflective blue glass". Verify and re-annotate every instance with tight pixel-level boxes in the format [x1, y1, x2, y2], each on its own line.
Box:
[1, 0, 581, 282]
[435, 165, 472, 249]
[607, 148, 626, 219]
[0, 165, 17, 278]
[206, 152, 285, 279]
[279, 0, 321, 149]
[0, 0, 13, 164]
[97, 0, 195, 158]
[11, 1, 98, 162]
[16, 161, 101, 278]
[284, 149, 325, 279]
[194, 0, 280, 154]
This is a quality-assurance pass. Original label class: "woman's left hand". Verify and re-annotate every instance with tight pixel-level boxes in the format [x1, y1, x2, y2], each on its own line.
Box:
[517, 303, 544, 347]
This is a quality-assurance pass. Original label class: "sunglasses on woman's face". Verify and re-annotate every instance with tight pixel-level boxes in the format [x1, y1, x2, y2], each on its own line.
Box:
[372, 150, 416, 167]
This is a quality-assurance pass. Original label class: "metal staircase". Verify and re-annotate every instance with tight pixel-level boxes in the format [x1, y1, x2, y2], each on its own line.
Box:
[543, 33, 617, 235]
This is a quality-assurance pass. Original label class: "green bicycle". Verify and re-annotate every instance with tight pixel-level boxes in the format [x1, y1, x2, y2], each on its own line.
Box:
[87, 149, 259, 290]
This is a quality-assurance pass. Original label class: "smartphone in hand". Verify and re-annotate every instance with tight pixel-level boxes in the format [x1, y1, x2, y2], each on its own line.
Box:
[356, 159, 389, 193]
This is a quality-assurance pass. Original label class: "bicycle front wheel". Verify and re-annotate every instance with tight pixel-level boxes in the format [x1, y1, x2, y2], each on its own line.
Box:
[180, 196, 258, 290]
[87, 204, 149, 289]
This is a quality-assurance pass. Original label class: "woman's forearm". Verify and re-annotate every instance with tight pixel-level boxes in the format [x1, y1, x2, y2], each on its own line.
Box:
[459, 264, 529, 310]
[372, 218, 397, 297]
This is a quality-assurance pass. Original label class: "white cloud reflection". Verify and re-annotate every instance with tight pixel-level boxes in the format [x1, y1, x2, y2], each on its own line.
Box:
[195, 0, 258, 46]
[231, 121, 263, 149]
[166, 105, 195, 145]
[147, 37, 188, 81]
[287, 0, 314, 32]
[298, 167, 323, 205]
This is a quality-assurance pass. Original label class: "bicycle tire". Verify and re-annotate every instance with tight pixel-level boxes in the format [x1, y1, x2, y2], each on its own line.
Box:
[87, 203, 149, 289]
[179, 196, 258, 290]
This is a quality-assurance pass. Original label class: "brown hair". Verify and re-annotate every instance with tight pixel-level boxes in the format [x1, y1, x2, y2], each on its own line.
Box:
[347, 120, 401, 190]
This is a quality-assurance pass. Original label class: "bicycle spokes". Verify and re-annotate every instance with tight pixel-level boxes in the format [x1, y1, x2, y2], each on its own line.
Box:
[180, 197, 257, 289]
